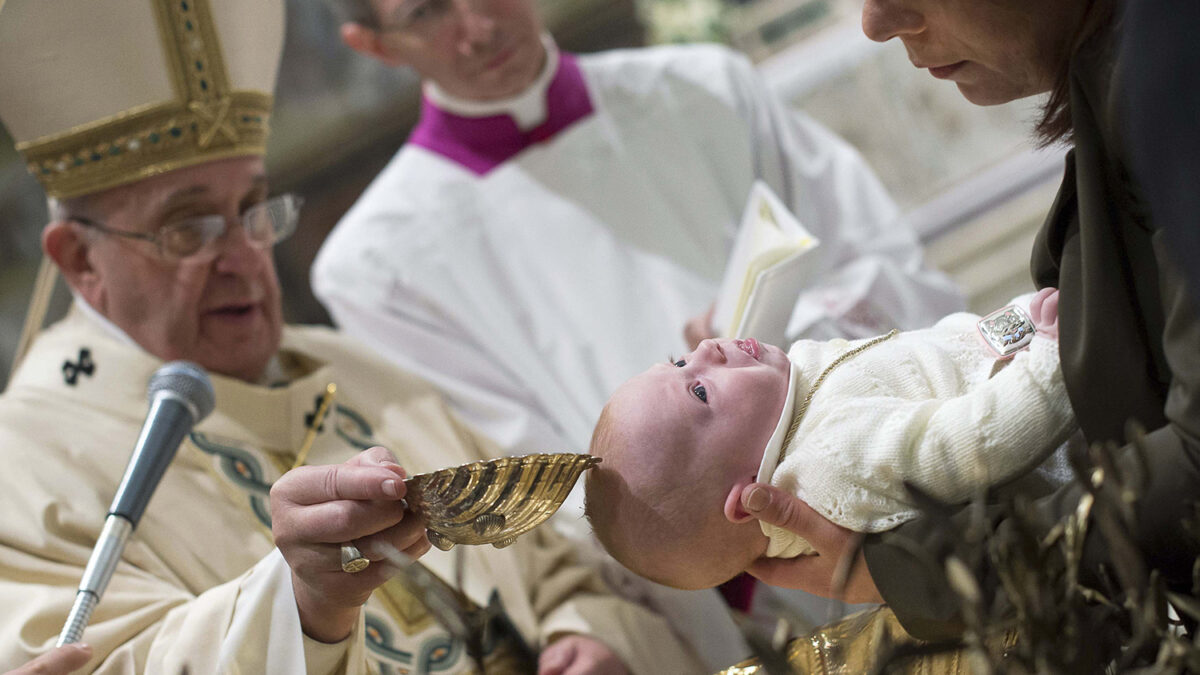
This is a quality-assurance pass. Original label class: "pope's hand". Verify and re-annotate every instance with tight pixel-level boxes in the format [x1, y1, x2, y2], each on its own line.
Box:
[271, 446, 430, 642]
[684, 303, 718, 351]
[739, 483, 883, 604]
[4, 644, 91, 675]
[538, 635, 628, 675]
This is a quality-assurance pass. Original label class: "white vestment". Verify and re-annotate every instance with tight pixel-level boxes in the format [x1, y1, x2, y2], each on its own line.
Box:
[759, 312, 1078, 558]
[0, 308, 700, 674]
[312, 43, 965, 461]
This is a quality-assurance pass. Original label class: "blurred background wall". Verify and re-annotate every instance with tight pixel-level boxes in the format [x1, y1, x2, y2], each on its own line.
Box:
[0, 0, 1063, 385]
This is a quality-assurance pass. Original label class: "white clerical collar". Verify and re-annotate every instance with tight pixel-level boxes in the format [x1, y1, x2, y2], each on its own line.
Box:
[71, 293, 286, 386]
[423, 33, 559, 131]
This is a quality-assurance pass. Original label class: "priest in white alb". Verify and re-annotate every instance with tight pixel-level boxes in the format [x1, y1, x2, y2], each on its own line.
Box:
[312, 0, 966, 465]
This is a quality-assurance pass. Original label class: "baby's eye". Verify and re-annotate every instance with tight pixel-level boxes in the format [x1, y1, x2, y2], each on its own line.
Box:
[673, 359, 686, 368]
[692, 384, 707, 403]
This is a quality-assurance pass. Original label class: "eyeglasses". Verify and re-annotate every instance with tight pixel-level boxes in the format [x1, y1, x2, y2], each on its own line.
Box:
[70, 193, 302, 262]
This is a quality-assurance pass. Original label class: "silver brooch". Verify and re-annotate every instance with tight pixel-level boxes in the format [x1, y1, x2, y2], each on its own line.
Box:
[977, 305, 1037, 358]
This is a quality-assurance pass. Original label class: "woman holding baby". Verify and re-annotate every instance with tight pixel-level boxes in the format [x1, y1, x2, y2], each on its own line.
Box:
[735, 0, 1200, 644]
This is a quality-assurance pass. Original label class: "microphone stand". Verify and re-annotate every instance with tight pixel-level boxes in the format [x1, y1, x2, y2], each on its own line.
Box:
[57, 515, 134, 646]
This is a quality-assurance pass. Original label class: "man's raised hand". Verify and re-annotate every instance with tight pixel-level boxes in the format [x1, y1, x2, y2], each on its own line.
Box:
[271, 446, 430, 642]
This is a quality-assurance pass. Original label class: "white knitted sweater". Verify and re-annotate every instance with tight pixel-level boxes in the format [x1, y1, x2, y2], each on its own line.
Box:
[758, 311, 1077, 558]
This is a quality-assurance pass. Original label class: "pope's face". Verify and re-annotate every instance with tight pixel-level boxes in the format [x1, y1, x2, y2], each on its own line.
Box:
[70, 156, 283, 382]
[369, 0, 545, 101]
[861, 0, 1085, 105]
[613, 338, 792, 475]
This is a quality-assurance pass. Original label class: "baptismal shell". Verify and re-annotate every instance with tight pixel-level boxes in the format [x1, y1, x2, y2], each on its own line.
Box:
[404, 453, 601, 549]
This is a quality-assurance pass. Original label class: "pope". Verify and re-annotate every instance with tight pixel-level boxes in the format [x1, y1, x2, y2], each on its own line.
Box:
[0, 0, 698, 672]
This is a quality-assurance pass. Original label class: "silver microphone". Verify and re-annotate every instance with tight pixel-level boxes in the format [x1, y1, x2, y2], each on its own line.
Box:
[57, 361, 215, 646]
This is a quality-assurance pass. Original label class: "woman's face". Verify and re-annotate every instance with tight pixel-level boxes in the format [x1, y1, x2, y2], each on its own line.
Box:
[861, 0, 1087, 105]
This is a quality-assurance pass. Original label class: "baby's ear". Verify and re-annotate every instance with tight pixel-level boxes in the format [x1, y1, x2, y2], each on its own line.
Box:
[723, 477, 756, 524]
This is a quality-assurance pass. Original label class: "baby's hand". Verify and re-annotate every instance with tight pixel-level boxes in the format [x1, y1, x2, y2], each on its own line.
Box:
[1029, 287, 1060, 340]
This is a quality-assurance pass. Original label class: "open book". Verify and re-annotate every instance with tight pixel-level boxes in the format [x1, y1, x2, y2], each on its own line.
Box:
[711, 181, 820, 346]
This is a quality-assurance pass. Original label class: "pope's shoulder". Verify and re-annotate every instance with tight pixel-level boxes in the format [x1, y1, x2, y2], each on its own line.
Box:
[279, 324, 489, 458]
[0, 362, 137, 480]
[281, 323, 388, 370]
[281, 324, 447, 400]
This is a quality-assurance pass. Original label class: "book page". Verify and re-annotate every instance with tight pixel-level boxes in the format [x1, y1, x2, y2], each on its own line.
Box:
[712, 181, 819, 345]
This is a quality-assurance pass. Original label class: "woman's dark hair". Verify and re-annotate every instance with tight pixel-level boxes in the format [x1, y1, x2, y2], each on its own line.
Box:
[1035, 0, 1118, 146]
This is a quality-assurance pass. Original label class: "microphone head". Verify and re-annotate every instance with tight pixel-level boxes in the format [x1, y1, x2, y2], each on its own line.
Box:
[147, 361, 215, 423]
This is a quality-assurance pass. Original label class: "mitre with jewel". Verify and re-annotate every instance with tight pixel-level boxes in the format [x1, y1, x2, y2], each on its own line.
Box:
[0, 0, 284, 199]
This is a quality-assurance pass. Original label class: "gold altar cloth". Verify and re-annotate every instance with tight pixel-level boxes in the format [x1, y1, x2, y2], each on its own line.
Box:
[718, 606, 1013, 674]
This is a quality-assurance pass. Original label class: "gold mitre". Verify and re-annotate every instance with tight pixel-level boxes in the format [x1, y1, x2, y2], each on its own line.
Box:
[0, 0, 284, 199]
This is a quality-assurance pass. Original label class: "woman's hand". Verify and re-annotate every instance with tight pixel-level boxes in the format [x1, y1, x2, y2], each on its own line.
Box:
[740, 483, 884, 604]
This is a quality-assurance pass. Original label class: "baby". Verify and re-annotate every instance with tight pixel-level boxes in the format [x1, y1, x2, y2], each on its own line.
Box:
[584, 289, 1075, 590]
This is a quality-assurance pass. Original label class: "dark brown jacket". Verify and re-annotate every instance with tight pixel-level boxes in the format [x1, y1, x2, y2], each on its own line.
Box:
[863, 30, 1200, 640]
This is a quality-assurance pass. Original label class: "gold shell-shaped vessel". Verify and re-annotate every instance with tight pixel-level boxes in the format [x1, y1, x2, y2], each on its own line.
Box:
[404, 453, 601, 550]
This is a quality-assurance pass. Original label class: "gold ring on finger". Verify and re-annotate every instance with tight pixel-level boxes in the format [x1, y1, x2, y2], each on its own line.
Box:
[340, 543, 370, 573]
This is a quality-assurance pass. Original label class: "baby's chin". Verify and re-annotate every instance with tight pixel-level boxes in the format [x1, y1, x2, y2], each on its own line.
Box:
[761, 341, 792, 373]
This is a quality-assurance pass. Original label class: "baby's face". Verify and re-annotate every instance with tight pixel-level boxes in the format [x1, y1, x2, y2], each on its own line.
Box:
[589, 337, 789, 588]
[616, 337, 791, 476]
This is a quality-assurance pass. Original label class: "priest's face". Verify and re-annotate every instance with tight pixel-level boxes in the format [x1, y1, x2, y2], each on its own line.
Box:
[60, 157, 284, 382]
[364, 0, 546, 101]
